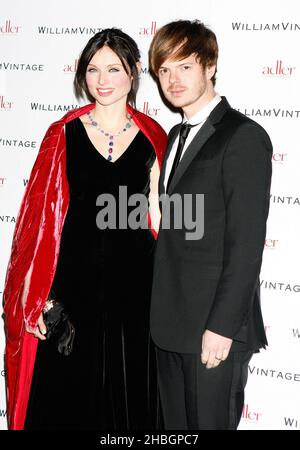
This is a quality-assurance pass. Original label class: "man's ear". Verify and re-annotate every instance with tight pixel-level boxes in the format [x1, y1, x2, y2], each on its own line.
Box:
[206, 64, 216, 81]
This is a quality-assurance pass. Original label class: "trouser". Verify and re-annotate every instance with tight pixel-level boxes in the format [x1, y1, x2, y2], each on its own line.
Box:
[156, 347, 253, 430]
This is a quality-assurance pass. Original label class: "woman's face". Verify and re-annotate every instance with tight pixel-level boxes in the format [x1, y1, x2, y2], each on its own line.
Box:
[86, 45, 132, 107]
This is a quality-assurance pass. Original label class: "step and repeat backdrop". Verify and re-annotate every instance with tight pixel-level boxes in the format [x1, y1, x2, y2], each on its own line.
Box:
[0, 0, 299, 430]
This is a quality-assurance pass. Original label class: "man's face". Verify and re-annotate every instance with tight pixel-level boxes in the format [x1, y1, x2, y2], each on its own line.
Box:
[157, 53, 215, 117]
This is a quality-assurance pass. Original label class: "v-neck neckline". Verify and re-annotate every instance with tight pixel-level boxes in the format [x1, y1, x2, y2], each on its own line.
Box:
[77, 118, 141, 164]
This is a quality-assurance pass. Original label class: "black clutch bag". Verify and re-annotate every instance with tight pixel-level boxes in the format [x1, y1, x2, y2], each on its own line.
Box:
[43, 290, 75, 356]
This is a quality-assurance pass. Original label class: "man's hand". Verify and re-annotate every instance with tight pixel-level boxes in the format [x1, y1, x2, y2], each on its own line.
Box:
[201, 329, 233, 369]
[25, 313, 47, 340]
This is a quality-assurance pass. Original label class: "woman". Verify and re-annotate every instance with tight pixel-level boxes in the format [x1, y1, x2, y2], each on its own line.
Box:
[4, 28, 167, 430]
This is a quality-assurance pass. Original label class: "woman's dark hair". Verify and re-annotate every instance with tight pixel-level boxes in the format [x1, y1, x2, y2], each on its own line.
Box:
[74, 28, 141, 106]
[149, 20, 218, 86]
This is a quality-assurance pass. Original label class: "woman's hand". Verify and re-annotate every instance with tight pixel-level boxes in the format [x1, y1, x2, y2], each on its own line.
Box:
[22, 265, 47, 339]
[26, 313, 47, 340]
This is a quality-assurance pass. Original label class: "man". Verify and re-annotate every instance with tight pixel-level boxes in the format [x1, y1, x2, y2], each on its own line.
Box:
[149, 20, 272, 430]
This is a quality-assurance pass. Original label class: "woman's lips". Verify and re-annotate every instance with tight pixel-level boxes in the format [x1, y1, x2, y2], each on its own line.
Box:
[96, 88, 114, 97]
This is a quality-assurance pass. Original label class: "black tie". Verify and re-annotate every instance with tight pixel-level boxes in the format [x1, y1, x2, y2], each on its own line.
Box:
[167, 122, 193, 192]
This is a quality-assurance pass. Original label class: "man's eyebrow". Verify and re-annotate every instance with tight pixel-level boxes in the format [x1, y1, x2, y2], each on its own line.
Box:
[159, 61, 195, 69]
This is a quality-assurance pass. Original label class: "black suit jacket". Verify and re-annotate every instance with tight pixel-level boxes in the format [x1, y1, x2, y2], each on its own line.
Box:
[150, 97, 273, 353]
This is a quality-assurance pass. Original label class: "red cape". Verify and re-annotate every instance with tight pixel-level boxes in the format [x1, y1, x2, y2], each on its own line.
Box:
[3, 103, 167, 429]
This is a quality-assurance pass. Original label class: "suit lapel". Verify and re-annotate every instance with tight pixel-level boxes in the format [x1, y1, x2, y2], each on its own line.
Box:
[167, 120, 215, 194]
[167, 97, 231, 194]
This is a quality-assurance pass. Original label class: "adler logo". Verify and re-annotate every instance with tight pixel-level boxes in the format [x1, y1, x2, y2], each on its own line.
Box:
[63, 59, 78, 73]
[241, 404, 262, 422]
[264, 239, 279, 249]
[262, 60, 296, 77]
[0, 19, 21, 34]
[137, 101, 160, 117]
[272, 153, 287, 164]
[139, 21, 158, 36]
[0, 95, 13, 111]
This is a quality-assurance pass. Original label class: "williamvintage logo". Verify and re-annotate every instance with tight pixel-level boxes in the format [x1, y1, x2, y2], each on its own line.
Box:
[235, 106, 300, 119]
[0, 138, 37, 149]
[0, 62, 44, 71]
[30, 102, 80, 112]
[270, 194, 300, 207]
[37, 25, 103, 35]
[232, 22, 300, 31]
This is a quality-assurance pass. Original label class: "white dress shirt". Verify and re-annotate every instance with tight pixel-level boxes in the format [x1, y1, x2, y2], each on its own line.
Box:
[164, 94, 222, 190]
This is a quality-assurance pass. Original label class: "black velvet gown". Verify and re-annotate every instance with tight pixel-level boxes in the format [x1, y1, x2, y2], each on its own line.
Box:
[25, 118, 160, 430]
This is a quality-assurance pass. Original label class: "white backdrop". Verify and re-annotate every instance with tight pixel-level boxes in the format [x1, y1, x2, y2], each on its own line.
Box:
[0, 0, 299, 430]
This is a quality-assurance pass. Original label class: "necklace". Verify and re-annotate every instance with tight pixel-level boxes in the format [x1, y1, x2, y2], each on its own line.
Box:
[87, 111, 132, 161]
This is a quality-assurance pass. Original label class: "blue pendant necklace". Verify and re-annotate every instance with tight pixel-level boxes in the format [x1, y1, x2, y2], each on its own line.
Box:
[87, 111, 132, 161]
